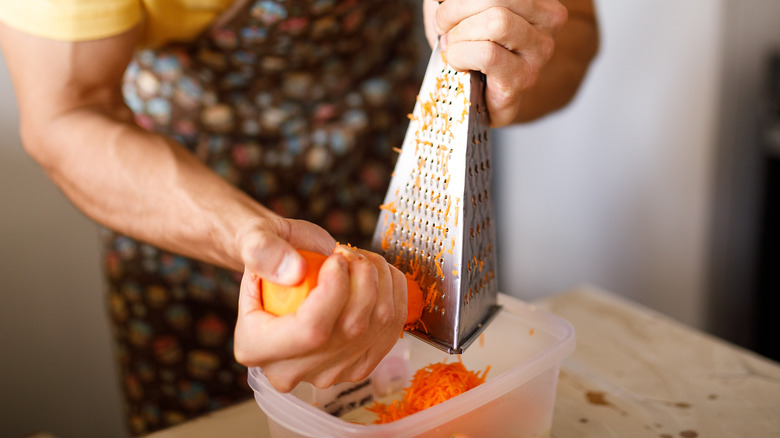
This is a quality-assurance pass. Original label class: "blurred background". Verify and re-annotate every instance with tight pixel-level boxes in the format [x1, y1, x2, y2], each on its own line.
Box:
[2, 1, 779, 437]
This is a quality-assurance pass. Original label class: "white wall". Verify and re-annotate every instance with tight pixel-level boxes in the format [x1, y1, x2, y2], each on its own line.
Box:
[494, 0, 725, 329]
[0, 54, 125, 436]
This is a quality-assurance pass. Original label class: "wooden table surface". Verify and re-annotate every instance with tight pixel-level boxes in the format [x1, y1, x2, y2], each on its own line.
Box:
[147, 286, 780, 438]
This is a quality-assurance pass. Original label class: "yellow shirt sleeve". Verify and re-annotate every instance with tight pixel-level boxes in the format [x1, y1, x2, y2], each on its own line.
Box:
[0, 0, 234, 47]
[0, 0, 143, 42]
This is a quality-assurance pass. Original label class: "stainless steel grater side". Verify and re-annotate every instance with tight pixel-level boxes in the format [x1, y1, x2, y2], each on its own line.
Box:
[371, 42, 501, 354]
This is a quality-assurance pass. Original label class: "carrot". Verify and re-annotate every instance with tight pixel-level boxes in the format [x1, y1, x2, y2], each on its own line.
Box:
[367, 356, 490, 424]
[404, 273, 423, 327]
[260, 249, 424, 326]
[261, 250, 327, 316]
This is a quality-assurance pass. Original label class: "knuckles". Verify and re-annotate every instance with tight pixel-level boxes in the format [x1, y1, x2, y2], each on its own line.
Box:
[346, 360, 374, 383]
[298, 319, 333, 350]
[485, 7, 513, 43]
[537, 34, 556, 64]
[232, 344, 254, 367]
[267, 372, 301, 393]
[311, 373, 339, 389]
[547, 1, 569, 33]
[341, 315, 370, 341]
[372, 300, 396, 327]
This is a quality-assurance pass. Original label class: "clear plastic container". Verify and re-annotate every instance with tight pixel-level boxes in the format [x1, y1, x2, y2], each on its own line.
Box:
[248, 294, 575, 438]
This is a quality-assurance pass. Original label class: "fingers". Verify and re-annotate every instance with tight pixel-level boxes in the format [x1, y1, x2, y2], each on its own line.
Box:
[447, 41, 537, 127]
[442, 8, 552, 114]
[297, 249, 407, 386]
[440, 1, 559, 80]
[332, 256, 407, 383]
[291, 253, 351, 348]
[359, 250, 398, 328]
[443, 7, 548, 57]
[435, 0, 567, 35]
[346, 265, 407, 382]
[331, 246, 378, 341]
[234, 254, 350, 366]
[427, 0, 568, 126]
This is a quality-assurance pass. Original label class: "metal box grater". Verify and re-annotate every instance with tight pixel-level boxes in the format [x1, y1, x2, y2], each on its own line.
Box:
[371, 42, 501, 354]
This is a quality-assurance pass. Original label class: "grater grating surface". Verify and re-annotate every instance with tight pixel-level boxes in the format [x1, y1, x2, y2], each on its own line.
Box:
[372, 42, 500, 354]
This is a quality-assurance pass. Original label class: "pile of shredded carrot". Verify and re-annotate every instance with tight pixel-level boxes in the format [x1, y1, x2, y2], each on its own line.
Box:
[366, 357, 490, 424]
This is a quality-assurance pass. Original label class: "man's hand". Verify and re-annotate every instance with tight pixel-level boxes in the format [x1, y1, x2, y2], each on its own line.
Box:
[233, 242, 409, 392]
[423, 0, 598, 125]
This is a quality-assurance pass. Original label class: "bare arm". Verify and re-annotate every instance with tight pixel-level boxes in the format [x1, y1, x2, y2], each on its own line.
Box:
[0, 23, 287, 274]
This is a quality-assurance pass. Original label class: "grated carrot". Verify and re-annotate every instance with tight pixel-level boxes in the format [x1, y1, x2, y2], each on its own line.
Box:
[434, 247, 445, 278]
[425, 283, 438, 310]
[379, 201, 397, 214]
[366, 356, 490, 424]
[381, 223, 396, 251]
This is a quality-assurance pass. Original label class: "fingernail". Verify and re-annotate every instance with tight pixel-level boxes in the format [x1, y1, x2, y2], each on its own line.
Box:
[275, 252, 299, 283]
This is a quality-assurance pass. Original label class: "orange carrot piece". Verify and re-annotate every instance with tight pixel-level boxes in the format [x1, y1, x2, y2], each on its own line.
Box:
[404, 273, 424, 327]
[260, 249, 423, 327]
[261, 250, 327, 316]
[366, 356, 490, 424]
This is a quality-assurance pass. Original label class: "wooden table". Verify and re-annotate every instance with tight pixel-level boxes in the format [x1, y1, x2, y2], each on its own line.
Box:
[147, 286, 780, 438]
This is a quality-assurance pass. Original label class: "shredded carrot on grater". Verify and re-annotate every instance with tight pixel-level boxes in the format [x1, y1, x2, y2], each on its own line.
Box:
[366, 356, 490, 424]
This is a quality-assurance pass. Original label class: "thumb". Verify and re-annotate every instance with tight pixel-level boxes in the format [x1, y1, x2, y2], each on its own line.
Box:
[284, 219, 338, 255]
[423, 0, 441, 49]
[236, 217, 306, 286]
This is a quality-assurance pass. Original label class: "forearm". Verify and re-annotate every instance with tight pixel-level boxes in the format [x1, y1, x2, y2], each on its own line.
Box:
[512, 6, 599, 123]
[25, 106, 274, 271]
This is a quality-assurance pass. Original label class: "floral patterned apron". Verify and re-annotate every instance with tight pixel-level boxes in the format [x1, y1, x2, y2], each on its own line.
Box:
[102, 0, 420, 434]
